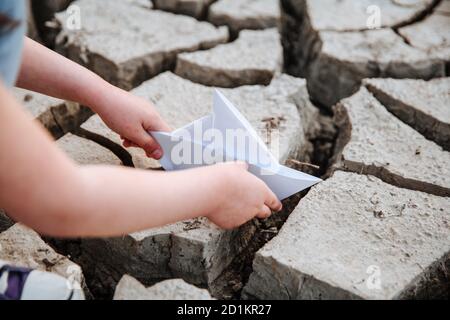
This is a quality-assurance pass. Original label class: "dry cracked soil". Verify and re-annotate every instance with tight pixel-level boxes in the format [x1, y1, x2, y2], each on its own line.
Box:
[1, 0, 448, 300]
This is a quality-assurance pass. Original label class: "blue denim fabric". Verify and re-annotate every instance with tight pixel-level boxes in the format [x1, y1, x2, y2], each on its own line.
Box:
[0, 0, 26, 87]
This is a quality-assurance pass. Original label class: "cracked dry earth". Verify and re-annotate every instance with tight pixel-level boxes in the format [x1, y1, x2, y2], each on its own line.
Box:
[1, 0, 449, 300]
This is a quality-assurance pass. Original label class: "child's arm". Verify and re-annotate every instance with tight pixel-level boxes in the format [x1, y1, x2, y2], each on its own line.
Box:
[17, 37, 170, 159]
[0, 82, 282, 237]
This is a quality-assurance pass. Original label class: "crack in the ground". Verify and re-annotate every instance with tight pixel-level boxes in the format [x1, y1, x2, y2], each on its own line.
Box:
[0, 210, 14, 233]
[364, 81, 450, 152]
[73, 127, 135, 167]
[208, 193, 304, 299]
[281, 0, 447, 109]
[396, 252, 449, 299]
[173, 32, 267, 87]
[47, 109, 65, 140]
[50, 102, 93, 137]
[56, 29, 229, 91]
[393, 28, 412, 45]
[330, 102, 450, 198]
[392, 0, 442, 46]
[392, 0, 442, 29]
[208, 108, 338, 299]
[333, 160, 450, 198]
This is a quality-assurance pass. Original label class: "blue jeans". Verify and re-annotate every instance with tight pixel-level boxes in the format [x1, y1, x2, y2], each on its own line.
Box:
[0, 0, 26, 87]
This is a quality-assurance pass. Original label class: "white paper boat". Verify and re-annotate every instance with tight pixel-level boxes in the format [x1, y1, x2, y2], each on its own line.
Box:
[151, 90, 321, 200]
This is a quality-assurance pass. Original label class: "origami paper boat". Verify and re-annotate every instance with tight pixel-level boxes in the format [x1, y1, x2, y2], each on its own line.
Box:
[151, 90, 321, 200]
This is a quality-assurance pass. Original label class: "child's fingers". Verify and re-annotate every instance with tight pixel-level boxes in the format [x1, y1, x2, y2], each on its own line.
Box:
[122, 139, 139, 148]
[264, 188, 282, 212]
[256, 205, 272, 219]
[136, 129, 163, 159]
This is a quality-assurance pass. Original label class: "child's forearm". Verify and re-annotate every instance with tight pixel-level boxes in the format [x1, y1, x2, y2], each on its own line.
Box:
[68, 165, 224, 237]
[16, 37, 114, 112]
[17, 164, 225, 238]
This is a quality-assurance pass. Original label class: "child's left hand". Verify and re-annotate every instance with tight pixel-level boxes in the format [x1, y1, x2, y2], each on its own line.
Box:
[94, 87, 171, 160]
[18, 38, 171, 160]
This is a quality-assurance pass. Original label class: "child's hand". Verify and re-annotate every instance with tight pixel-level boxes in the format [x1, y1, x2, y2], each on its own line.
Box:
[95, 89, 171, 159]
[206, 162, 283, 229]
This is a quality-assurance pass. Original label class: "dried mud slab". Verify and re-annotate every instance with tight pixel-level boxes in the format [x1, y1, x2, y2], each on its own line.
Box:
[306, 29, 443, 107]
[333, 87, 450, 197]
[243, 171, 450, 300]
[208, 0, 280, 35]
[0, 224, 87, 297]
[78, 218, 257, 294]
[55, 0, 228, 90]
[153, 0, 213, 19]
[364, 77, 450, 151]
[281, 0, 446, 107]
[13, 88, 91, 139]
[398, 4, 450, 74]
[305, 0, 435, 31]
[57, 133, 123, 166]
[114, 275, 213, 300]
[175, 28, 282, 87]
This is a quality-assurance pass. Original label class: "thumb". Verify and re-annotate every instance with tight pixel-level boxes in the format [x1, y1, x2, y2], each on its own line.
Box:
[134, 128, 163, 159]
[144, 113, 172, 133]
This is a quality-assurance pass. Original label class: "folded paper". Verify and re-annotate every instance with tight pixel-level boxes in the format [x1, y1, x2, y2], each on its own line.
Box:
[151, 90, 321, 200]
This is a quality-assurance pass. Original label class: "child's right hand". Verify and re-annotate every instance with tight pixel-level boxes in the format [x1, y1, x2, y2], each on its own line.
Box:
[206, 162, 283, 229]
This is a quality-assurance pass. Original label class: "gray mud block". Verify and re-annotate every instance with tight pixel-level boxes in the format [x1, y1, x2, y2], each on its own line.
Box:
[364, 77, 450, 151]
[114, 275, 213, 300]
[0, 224, 87, 297]
[57, 132, 123, 166]
[208, 0, 280, 35]
[243, 171, 450, 300]
[332, 87, 450, 197]
[176, 28, 282, 87]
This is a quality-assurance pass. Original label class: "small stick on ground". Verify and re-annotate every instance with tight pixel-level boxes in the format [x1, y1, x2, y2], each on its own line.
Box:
[287, 159, 320, 170]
